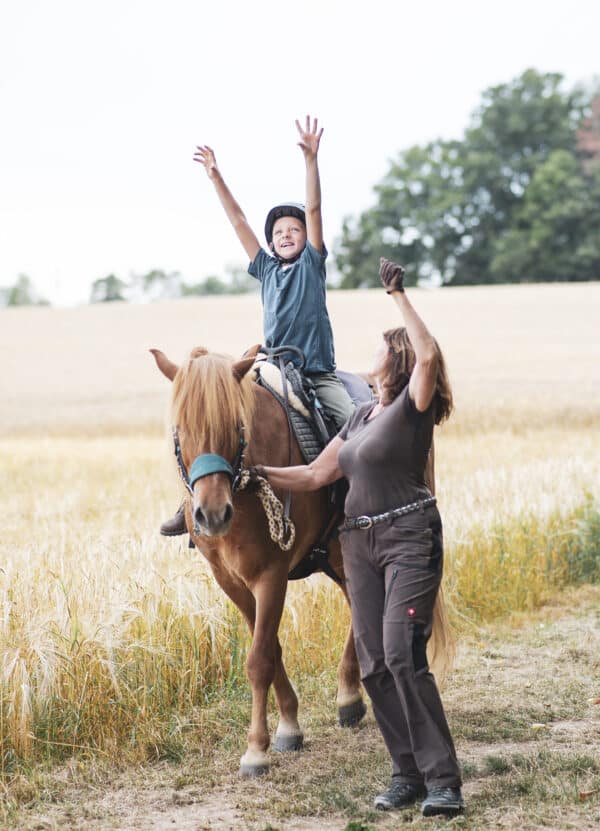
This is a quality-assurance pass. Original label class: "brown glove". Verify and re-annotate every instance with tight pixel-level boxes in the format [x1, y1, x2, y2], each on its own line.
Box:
[379, 257, 405, 294]
[249, 465, 267, 480]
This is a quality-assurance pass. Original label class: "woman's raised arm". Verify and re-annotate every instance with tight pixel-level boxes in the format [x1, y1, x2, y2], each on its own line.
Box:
[379, 258, 438, 413]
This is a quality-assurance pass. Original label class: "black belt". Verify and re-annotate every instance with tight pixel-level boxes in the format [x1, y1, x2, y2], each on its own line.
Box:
[343, 496, 437, 531]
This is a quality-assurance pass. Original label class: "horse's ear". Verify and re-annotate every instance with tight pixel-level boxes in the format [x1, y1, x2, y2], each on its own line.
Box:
[241, 343, 262, 359]
[150, 349, 178, 381]
[232, 356, 256, 382]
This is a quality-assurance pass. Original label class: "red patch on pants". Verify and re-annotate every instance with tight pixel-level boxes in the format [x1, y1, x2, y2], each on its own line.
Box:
[407, 607, 416, 617]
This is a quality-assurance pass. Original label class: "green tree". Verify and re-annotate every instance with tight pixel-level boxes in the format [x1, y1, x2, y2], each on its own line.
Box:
[490, 150, 600, 282]
[182, 275, 227, 296]
[90, 274, 127, 303]
[1, 274, 49, 306]
[335, 69, 594, 287]
[132, 269, 182, 300]
[181, 265, 257, 296]
[224, 264, 257, 294]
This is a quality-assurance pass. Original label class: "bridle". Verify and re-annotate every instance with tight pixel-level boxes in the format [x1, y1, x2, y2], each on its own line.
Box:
[172, 424, 247, 496]
[169, 346, 300, 548]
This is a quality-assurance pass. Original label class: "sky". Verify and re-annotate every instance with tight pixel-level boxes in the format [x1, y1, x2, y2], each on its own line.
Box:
[1, 0, 599, 305]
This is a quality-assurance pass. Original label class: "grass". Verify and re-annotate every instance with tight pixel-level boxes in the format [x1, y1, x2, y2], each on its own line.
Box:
[2, 588, 599, 829]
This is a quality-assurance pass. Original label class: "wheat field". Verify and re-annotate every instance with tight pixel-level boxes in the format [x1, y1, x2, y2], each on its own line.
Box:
[1, 283, 599, 772]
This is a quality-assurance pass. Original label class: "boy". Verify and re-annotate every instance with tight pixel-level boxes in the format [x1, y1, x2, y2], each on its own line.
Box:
[160, 116, 353, 536]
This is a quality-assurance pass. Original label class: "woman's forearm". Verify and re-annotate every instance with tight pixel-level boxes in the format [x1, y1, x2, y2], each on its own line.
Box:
[259, 436, 344, 492]
[261, 463, 320, 492]
[391, 290, 437, 365]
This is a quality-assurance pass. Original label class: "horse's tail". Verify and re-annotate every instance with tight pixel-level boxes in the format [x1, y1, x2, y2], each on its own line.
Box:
[428, 584, 456, 687]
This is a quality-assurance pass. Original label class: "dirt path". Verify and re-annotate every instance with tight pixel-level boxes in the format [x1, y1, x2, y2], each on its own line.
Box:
[5, 587, 600, 831]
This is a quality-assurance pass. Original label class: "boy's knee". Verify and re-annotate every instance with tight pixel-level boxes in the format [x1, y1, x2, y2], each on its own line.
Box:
[326, 386, 355, 429]
[309, 372, 355, 430]
[331, 403, 354, 431]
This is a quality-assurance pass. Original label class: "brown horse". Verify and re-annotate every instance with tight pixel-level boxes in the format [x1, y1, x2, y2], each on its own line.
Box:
[151, 344, 366, 776]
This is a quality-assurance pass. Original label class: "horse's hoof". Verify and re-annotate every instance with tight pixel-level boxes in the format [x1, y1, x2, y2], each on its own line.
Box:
[239, 749, 270, 777]
[239, 762, 270, 778]
[338, 698, 367, 727]
[273, 733, 304, 752]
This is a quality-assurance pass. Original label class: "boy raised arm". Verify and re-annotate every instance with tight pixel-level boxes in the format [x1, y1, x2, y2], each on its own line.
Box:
[193, 145, 261, 263]
[295, 115, 324, 254]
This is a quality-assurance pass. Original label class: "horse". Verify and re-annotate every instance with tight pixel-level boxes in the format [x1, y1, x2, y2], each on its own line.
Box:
[151, 344, 366, 777]
[151, 344, 452, 778]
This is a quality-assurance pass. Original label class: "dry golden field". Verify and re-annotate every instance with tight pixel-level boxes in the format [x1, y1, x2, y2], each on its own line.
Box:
[1, 282, 599, 435]
[1, 283, 599, 829]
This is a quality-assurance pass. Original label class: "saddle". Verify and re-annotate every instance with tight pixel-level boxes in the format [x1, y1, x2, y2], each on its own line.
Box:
[253, 350, 373, 464]
[252, 346, 373, 586]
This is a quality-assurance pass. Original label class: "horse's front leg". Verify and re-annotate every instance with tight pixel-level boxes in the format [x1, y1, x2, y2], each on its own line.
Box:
[271, 637, 304, 752]
[240, 565, 293, 777]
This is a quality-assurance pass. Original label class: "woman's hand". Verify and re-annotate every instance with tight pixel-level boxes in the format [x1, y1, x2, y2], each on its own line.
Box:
[249, 465, 267, 480]
[379, 257, 405, 294]
[295, 115, 324, 160]
[193, 145, 219, 179]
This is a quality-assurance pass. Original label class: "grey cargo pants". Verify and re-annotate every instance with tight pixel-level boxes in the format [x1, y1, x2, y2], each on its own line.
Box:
[307, 371, 355, 431]
[340, 506, 461, 788]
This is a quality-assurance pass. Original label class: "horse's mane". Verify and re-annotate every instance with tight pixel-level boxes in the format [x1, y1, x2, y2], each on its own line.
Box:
[171, 347, 256, 457]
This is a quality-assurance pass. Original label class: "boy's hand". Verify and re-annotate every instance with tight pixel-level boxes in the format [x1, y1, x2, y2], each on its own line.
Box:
[295, 115, 323, 160]
[379, 257, 405, 294]
[193, 145, 219, 179]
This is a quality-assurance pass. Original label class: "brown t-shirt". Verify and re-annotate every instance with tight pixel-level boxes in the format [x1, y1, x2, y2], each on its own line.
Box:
[338, 385, 435, 517]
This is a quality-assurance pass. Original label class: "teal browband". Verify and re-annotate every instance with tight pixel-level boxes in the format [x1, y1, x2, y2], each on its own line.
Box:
[189, 454, 234, 488]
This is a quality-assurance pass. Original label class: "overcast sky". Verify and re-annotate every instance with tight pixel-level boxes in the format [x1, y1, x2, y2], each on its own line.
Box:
[1, 0, 598, 305]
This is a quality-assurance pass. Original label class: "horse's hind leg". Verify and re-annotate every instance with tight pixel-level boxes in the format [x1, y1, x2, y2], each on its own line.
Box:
[329, 543, 367, 727]
[336, 620, 367, 726]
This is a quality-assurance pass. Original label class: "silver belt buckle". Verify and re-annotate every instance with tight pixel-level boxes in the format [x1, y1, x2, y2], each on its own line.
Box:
[356, 515, 373, 530]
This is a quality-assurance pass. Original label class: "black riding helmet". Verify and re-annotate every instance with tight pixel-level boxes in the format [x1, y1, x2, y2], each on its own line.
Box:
[264, 202, 306, 247]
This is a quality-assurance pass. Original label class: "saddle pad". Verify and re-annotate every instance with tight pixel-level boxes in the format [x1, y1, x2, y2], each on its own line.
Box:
[253, 361, 326, 464]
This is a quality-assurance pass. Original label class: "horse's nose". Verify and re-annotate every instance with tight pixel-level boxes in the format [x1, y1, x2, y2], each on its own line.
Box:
[194, 502, 234, 536]
[222, 503, 233, 526]
[194, 506, 206, 528]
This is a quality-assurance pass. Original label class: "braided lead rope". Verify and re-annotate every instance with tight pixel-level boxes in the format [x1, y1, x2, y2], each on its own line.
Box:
[236, 469, 296, 551]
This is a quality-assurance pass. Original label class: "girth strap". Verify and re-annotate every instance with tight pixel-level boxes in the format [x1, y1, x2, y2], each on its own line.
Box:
[278, 354, 294, 524]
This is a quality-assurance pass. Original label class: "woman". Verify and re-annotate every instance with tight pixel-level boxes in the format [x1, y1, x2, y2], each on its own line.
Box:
[253, 258, 464, 817]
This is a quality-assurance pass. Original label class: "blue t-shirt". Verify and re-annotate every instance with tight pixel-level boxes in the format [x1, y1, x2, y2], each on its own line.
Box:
[248, 241, 336, 373]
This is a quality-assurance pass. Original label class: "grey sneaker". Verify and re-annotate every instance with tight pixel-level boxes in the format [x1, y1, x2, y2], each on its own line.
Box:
[160, 503, 187, 537]
[421, 786, 465, 817]
[374, 780, 425, 811]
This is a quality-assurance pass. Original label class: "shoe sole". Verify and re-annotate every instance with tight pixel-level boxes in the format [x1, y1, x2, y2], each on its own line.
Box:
[422, 804, 464, 817]
[374, 800, 416, 811]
